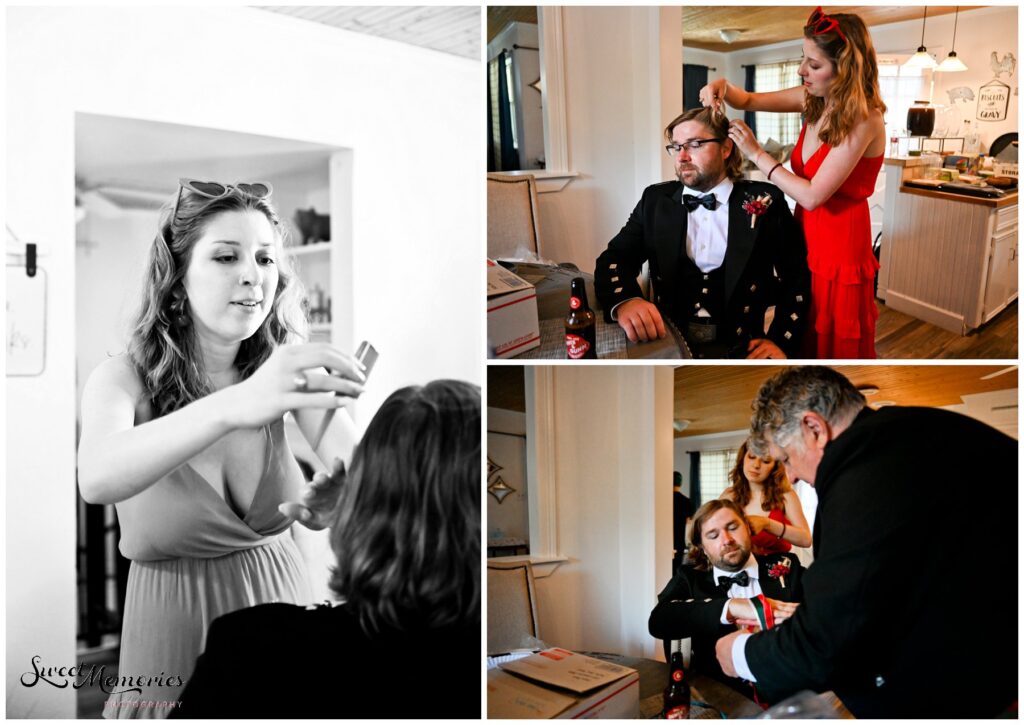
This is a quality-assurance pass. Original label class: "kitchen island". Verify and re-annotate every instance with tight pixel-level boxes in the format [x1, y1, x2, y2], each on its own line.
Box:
[878, 156, 1017, 335]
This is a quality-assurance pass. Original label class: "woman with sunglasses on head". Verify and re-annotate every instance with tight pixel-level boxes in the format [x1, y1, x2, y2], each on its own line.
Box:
[699, 8, 887, 359]
[78, 179, 365, 718]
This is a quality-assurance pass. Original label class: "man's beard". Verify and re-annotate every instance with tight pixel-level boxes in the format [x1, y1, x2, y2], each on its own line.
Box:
[676, 165, 719, 193]
[712, 544, 751, 572]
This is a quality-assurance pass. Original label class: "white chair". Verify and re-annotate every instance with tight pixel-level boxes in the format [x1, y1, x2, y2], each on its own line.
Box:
[487, 173, 542, 260]
[487, 559, 540, 654]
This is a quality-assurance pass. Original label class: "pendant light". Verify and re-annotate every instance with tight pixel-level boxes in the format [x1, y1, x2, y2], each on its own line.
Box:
[904, 6, 939, 69]
[936, 7, 968, 72]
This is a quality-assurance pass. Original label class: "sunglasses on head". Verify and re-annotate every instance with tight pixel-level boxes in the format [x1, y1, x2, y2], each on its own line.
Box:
[169, 178, 274, 226]
[806, 7, 847, 46]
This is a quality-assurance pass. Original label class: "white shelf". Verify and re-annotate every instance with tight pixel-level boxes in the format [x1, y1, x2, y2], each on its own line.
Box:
[285, 242, 331, 257]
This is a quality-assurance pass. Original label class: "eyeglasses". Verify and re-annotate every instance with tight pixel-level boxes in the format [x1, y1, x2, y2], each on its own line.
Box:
[169, 178, 273, 226]
[665, 138, 725, 156]
[805, 7, 847, 46]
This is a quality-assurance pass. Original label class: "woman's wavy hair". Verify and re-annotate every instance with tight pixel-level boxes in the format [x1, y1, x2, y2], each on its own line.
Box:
[726, 439, 788, 513]
[664, 107, 743, 181]
[127, 185, 307, 417]
[688, 498, 751, 571]
[803, 12, 887, 147]
[328, 380, 481, 634]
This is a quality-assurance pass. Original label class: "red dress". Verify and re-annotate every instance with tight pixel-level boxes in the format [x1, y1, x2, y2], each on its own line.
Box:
[791, 124, 884, 359]
[750, 508, 792, 556]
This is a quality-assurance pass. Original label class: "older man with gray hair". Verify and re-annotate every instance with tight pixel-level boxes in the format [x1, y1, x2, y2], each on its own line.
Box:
[715, 366, 1016, 718]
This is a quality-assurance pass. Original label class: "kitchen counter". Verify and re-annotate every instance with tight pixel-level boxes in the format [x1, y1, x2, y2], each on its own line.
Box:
[900, 184, 1018, 208]
[878, 160, 1018, 335]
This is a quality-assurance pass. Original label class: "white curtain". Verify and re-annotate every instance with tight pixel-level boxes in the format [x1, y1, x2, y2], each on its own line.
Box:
[754, 61, 802, 145]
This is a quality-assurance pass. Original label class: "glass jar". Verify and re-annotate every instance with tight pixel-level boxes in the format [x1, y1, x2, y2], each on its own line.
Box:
[907, 100, 936, 137]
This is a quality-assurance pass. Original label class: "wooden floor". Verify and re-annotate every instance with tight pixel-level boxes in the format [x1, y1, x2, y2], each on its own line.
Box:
[875, 300, 1018, 359]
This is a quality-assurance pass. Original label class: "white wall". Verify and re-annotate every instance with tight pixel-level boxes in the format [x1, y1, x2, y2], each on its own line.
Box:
[7, 6, 479, 717]
[688, 7, 1018, 152]
[531, 366, 674, 660]
[535, 7, 682, 270]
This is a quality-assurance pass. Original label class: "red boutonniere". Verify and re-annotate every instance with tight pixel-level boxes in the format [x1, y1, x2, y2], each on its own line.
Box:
[768, 556, 792, 588]
[741, 193, 773, 229]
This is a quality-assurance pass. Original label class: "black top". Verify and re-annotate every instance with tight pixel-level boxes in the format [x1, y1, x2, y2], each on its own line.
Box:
[745, 406, 1017, 718]
[172, 602, 480, 719]
[673, 491, 695, 553]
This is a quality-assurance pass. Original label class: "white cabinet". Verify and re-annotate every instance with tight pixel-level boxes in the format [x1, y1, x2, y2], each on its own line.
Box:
[982, 205, 1019, 323]
[879, 158, 1018, 335]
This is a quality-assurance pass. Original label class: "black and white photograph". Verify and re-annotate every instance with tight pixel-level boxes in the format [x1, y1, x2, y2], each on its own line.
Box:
[7, 5, 482, 719]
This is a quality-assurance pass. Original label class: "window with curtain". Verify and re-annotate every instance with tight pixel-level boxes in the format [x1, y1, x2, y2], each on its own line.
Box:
[877, 57, 928, 139]
[754, 60, 802, 145]
[697, 447, 738, 504]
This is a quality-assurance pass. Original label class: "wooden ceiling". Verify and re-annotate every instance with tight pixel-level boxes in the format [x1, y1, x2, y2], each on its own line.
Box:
[674, 365, 1016, 437]
[682, 6, 982, 53]
[486, 365, 1017, 437]
[487, 6, 985, 52]
[488, 6, 538, 43]
[488, 365, 526, 413]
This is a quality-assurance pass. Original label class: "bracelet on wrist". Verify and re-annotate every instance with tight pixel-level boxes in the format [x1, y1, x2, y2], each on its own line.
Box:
[767, 162, 784, 180]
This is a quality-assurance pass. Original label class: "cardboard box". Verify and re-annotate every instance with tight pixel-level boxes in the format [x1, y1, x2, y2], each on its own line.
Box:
[487, 260, 540, 358]
[488, 648, 640, 719]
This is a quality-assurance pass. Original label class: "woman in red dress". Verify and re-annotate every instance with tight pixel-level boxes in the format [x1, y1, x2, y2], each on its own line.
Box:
[700, 8, 887, 358]
[720, 440, 811, 557]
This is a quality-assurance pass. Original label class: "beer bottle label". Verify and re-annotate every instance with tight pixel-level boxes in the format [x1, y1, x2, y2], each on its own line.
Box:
[566, 333, 591, 359]
[665, 705, 690, 719]
[672, 670, 684, 682]
[570, 296, 582, 310]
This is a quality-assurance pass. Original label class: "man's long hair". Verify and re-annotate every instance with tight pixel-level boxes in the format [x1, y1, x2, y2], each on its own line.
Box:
[664, 107, 743, 181]
[328, 380, 481, 634]
[688, 498, 750, 571]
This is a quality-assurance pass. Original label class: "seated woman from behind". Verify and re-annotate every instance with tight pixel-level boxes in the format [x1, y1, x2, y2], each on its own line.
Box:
[173, 379, 481, 719]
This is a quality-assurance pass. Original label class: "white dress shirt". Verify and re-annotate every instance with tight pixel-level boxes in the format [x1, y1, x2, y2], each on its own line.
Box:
[714, 555, 760, 682]
[683, 177, 734, 273]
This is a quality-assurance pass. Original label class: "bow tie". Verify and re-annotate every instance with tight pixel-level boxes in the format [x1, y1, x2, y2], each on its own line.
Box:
[683, 193, 717, 212]
[718, 571, 750, 589]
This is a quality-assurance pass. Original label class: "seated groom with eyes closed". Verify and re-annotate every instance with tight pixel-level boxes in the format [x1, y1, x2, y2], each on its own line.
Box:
[594, 107, 810, 359]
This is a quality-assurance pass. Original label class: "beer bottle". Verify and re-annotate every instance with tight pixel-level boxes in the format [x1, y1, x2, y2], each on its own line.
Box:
[662, 650, 691, 719]
[565, 277, 597, 359]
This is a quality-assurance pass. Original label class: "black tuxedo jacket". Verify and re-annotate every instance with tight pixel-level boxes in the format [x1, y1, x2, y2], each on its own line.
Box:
[649, 553, 804, 695]
[594, 179, 809, 357]
[172, 602, 480, 719]
[745, 406, 1017, 718]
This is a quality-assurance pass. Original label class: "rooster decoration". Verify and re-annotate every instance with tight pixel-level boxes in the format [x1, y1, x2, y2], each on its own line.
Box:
[990, 52, 1016, 79]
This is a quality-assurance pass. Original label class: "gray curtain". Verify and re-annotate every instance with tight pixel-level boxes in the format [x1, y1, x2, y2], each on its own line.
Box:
[683, 64, 709, 112]
[744, 65, 758, 136]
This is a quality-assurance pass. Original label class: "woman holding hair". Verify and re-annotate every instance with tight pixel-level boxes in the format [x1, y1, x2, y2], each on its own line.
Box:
[701, 8, 887, 359]
[175, 380, 481, 718]
[721, 440, 811, 556]
[78, 179, 365, 718]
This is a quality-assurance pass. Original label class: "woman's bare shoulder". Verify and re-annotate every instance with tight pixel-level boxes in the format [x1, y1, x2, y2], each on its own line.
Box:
[85, 354, 144, 398]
